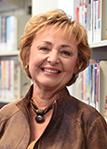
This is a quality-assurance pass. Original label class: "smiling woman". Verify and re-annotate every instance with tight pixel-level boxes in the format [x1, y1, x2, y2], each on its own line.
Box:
[0, 9, 107, 149]
[28, 26, 78, 92]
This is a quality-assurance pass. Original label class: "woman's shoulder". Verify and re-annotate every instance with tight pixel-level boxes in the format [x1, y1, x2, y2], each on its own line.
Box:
[66, 95, 106, 124]
[68, 95, 99, 115]
[59, 88, 102, 120]
[0, 99, 24, 122]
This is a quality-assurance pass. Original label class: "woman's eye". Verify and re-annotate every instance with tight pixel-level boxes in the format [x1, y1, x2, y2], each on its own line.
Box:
[61, 50, 72, 57]
[39, 47, 50, 53]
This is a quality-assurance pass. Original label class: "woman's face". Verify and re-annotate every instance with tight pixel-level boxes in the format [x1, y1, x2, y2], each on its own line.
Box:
[28, 26, 78, 91]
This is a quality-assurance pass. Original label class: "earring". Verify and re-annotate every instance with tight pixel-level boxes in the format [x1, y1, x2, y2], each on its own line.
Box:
[25, 64, 29, 69]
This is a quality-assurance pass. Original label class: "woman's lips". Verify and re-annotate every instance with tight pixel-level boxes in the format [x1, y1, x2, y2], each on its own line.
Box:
[41, 67, 61, 74]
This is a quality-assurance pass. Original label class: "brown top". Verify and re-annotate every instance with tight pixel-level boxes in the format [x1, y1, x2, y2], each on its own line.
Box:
[0, 85, 107, 149]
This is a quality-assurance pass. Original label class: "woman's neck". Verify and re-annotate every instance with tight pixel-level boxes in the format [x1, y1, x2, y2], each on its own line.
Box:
[32, 84, 58, 108]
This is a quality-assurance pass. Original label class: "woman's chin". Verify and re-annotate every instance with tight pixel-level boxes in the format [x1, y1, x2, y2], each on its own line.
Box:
[41, 82, 58, 89]
[36, 80, 61, 91]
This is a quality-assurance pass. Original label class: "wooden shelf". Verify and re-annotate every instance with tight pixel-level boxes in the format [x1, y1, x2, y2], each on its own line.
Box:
[90, 40, 107, 48]
[0, 50, 19, 57]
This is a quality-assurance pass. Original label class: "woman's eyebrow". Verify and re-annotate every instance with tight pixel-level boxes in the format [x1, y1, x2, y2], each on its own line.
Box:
[41, 42, 74, 49]
[60, 44, 71, 48]
[42, 41, 52, 45]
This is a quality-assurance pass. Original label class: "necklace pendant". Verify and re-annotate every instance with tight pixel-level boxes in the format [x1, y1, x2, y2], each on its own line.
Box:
[30, 98, 54, 124]
[35, 115, 45, 123]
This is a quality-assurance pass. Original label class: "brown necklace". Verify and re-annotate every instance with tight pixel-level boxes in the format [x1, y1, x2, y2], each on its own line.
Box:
[30, 99, 54, 123]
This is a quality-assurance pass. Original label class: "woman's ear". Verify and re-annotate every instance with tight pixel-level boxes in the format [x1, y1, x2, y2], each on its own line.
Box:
[25, 50, 30, 65]
[74, 58, 80, 74]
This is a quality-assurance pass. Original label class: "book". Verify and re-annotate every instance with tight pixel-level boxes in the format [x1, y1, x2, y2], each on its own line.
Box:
[0, 58, 20, 102]
[68, 61, 100, 111]
[99, 61, 107, 119]
[0, 12, 30, 51]
[6, 15, 17, 51]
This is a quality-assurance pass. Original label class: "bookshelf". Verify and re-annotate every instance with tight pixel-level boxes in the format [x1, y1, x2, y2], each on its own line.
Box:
[0, 54, 31, 103]
[32, 0, 107, 120]
[0, 50, 19, 56]
[0, 0, 31, 103]
[32, 0, 107, 44]
[91, 44, 107, 60]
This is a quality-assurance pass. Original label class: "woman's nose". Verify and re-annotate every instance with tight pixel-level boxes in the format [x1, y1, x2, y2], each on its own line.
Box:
[47, 51, 60, 65]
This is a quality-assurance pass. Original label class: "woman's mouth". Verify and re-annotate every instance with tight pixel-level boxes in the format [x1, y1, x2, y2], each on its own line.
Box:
[41, 67, 61, 74]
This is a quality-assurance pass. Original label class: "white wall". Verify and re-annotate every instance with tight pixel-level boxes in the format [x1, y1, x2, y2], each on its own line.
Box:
[58, 0, 75, 18]
[32, 0, 75, 18]
[32, 0, 58, 15]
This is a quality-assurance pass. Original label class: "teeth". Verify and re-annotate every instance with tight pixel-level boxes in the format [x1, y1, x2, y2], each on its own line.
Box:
[44, 68, 59, 73]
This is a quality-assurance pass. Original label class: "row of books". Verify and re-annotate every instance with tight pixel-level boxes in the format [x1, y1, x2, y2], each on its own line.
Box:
[0, 58, 20, 102]
[0, 12, 30, 51]
[0, 15, 17, 51]
[59, 0, 104, 44]
[0, 58, 31, 103]
[73, 0, 102, 44]
[0, 59, 107, 119]
[68, 60, 107, 119]
[0, 0, 106, 51]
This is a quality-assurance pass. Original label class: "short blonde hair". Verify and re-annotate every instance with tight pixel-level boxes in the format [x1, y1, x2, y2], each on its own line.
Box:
[19, 9, 91, 85]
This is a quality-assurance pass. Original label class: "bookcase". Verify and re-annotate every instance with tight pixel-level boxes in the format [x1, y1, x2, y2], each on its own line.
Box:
[0, 52, 31, 103]
[0, 0, 31, 104]
[32, 0, 107, 120]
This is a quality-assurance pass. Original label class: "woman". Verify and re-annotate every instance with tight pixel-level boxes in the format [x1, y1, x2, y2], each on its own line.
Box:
[0, 9, 107, 149]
